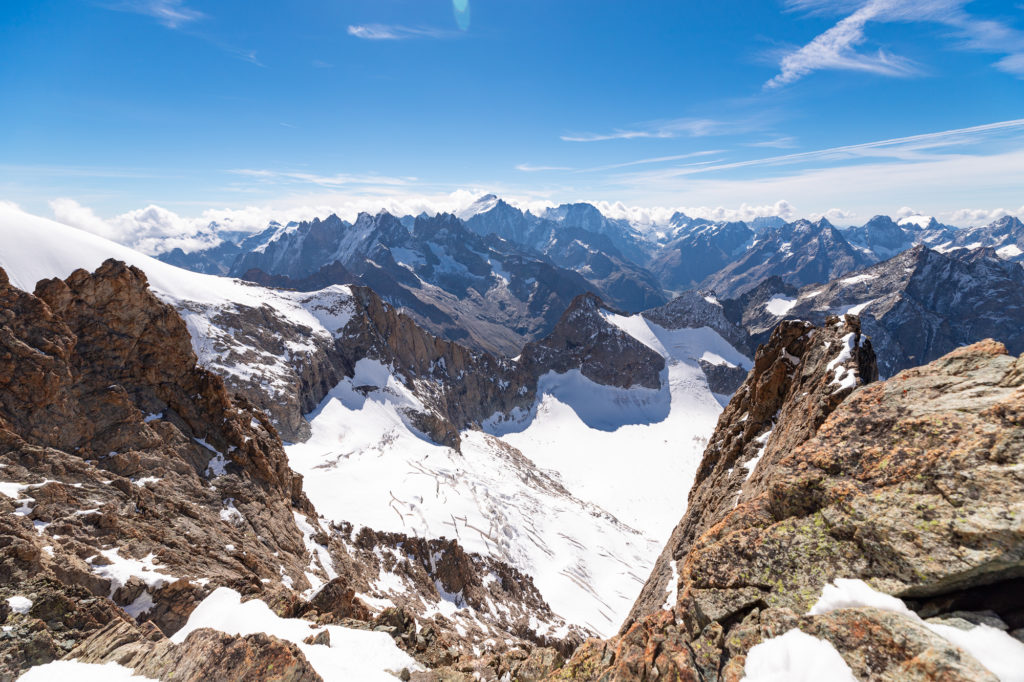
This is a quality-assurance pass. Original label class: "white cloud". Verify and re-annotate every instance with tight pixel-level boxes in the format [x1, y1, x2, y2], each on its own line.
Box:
[943, 206, 1024, 225]
[747, 136, 799, 149]
[767, 1, 920, 88]
[578, 151, 723, 173]
[229, 169, 414, 188]
[614, 118, 1024, 181]
[50, 198, 121, 241]
[810, 207, 858, 223]
[561, 118, 725, 143]
[109, 0, 204, 28]
[996, 53, 1024, 77]
[769, 0, 1024, 87]
[607, 143, 1024, 227]
[515, 164, 574, 172]
[50, 199, 221, 255]
[347, 24, 453, 40]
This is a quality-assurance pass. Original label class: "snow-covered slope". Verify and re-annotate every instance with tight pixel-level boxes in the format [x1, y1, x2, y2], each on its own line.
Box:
[485, 313, 751, 540]
[286, 358, 661, 637]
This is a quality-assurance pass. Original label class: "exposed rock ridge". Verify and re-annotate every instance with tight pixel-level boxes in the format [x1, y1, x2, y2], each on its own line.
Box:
[517, 293, 666, 391]
[210, 286, 680, 450]
[0, 260, 320, 676]
[551, 330, 1024, 681]
[624, 314, 876, 628]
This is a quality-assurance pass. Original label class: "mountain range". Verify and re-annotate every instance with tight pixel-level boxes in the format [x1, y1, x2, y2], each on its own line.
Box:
[2, 199, 1023, 681]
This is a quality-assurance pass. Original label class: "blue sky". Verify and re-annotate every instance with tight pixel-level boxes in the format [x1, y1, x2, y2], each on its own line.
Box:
[2, 0, 1023, 238]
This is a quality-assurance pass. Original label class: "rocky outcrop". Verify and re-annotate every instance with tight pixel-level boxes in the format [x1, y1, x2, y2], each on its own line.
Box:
[518, 293, 665, 390]
[69, 618, 322, 681]
[0, 260, 320, 677]
[553, 322, 1024, 680]
[624, 314, 877, 628]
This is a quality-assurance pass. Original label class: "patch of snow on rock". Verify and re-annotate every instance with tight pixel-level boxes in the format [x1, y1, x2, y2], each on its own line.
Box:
[810, 579, 1024, 682]
[742, 628, 856, 682]
[172, 587, 420, 682]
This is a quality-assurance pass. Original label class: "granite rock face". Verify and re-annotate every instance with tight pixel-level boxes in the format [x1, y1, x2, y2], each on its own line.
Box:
[552, 321, 1023, 680]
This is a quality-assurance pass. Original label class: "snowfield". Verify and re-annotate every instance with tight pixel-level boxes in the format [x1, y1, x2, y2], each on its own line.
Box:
[486, 312, 750, 539]
[286, 361, 661, 637]
[170, 587, 421, 682]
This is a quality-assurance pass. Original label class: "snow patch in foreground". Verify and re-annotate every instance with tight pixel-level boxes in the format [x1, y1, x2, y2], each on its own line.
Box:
[19, 660, 158, 681]
[810, 578, 1024, 682]
[172, 587, 420, 682]
[742, 628, 855, 682]
[6, 595, 32, 614]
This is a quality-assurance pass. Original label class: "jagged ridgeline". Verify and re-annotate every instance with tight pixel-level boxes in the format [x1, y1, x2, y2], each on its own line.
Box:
[1, 199, 1023, 681]
[557, 322, 1024, 681]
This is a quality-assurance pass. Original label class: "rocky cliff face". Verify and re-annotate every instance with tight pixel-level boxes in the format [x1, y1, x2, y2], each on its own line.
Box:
[517, 293, 666, 391]
[623, 314, 877, 629]
[0, 260, 319, 677]
[553, 320, 1024, 681]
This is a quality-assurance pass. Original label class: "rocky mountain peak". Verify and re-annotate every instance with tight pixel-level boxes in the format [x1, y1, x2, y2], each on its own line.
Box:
[669, 211, 692, 227]
[0, 259, 324, 671]
[518, 293, 666, 391]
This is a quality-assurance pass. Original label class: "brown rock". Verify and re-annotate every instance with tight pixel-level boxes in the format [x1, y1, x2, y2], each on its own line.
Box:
[556, 324, 1022, 681]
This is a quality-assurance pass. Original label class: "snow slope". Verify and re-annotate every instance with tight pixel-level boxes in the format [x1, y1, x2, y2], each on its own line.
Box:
[286, 361, 661, 637]
[485, 312, 751, 540]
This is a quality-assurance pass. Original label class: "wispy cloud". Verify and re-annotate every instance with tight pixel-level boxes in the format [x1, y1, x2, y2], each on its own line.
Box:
[769, 0, 1024, 87]
[618, 118, 1024, 180]
[347, 24, 454, 40]
[747, 136, 799, 148]
[101, 1, 266, 66]
[230, 169, 414, 188]
[515, 164, 574, 172]
[578, 151, 723, 172]
[230, 49, 264, 67]
[105, 0, 204, 29]
[560, 118, 726, 142]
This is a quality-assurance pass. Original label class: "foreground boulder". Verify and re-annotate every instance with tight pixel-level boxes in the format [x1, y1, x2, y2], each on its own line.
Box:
[554, 318, 1023, 680]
